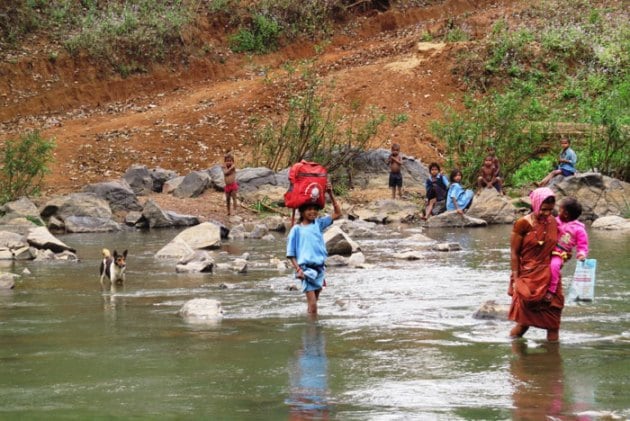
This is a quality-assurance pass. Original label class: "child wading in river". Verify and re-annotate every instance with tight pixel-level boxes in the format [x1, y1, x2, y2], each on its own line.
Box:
[286, 183, 342, 316]
[223, 153, 238, 216]
[547, 197, 589, 300]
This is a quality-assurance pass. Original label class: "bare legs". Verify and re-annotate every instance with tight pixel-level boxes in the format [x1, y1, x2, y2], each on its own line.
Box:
[306, 289, 321, 315]
[538, 169, 561, 187]
[423, 198, 436, 220]
[510, 323, 559, 342]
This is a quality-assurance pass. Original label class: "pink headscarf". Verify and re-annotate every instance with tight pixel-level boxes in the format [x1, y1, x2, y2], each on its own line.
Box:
[529, 187, 555, 215]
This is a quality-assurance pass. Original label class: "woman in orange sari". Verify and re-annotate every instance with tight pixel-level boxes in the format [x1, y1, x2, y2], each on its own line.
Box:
[508, 187, 563, 341]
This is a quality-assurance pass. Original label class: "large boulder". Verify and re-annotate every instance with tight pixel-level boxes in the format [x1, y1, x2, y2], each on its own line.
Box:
[0, 197, 44, 225]
[424, 211, 488, 228]
[155, 222, 222, 259]
[172, 171, 211, 198]
[176, 251, 215, 273]
[83, 180, 142, 212]
[122, 165, 153, 196]
[40, 193, 115, 233]
[467, 189, 516, 224]
[591, 215, 630, 232]
[349, 199, 419, 224]
[63, 215, 120, 233]
[350, 149, 429, 188]
[26, 226, 76, 253]
[236, 167, 277, 192]
[553, 173, 630, 220]
[0, 273, 17, 290]
[142, 199, 174, 228]
[150, 167, 179, 193]
[324, 225, 361, 256]
[205, 164, 225, 190]
[163, 176, 185, 194]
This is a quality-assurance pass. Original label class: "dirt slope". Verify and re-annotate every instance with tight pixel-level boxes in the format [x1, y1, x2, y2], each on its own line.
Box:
[0, 0, 517, 210]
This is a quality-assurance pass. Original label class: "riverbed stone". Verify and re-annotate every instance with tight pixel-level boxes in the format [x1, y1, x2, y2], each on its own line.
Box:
[179, 298, 224, 322]
[424, 211, 488, 228]
[205, 164, 225, 190]
[83, 180, 142, 212]
[431, 242, 462, 252]
[553, 173, 630, 220]
[155, 238, 195, 260]
[0, 273, 17, 289]
[150, 167, 179, 193]
[64, 215, 121, 233]
[26, 226, 76, 253]
[172, 171, 211, 198]
[0, 231, 28, 249]
[142, 199, 174, 228]
[324, 225, 360, 256]
[467, 189, 516, 224]
[122, 164, 153, 196]
[591, 215, 630, 232]
[40, 193, 114, 232]
[163, 176, 184, 194]
[236, 167, 277, 192]
[0, 197, 44, 225]
[164, 211, 200, 227]
[473, 300, 510, 320]
[176, 250, 214, 273]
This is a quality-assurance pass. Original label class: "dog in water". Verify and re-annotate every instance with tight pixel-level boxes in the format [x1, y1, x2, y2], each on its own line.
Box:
[99, 248, 127, 288]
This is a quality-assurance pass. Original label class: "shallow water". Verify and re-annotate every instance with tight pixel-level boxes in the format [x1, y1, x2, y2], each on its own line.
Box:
[1, 224, 628, 420]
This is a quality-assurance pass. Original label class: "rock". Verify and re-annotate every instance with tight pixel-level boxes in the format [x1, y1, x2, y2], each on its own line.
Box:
[248, 224, 269, 239]
[172, 171, 211, 198]
[26, 226, 76, 253]
[350, 199, 418, 224]
[156, 222, 222, 259]
[12, 246, 33, 260]
[591, 215, 630, 232]
[0, 231, 28, 249]
[348, 251, 366, 266]
[205, 164, 225, 190]
[467, 189, 516, 224]
[473, 300, 510, 320]
[260, 215, 287, 232]
[125, 211, 145, 227]
[122, 165, 153, 196]
[179, 298, 224, 323]
[0, 273, 17, 289]
[350, 149, 428, 188]
[206, 219, 230, 239]
[150, 167, 179, 193]
[164, 211, 200, 227]
[176, 251, 214, 273]
[40, 193, 115, 232]
[431, 242, 462, 252]
[553, 173, 630, 220]
[393, 250, 424, 260]
[141, 199, 173, 228]
[162, 176, 185, 194]
[236, 167, 277, 192]
[64, 215, 121, 233]
[83, 180, 142, 212]
[261, 234, 276, 241]
[231, 258, 248, 273]
[324, 225, 360, 256]
[424, 211, 488, 228]
[0, 197, 44, 225]
[155, 239, 195, 260]
[326, 255, 349, 266]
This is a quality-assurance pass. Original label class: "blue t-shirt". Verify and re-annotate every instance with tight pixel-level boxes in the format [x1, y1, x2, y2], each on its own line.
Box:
[286, 215, 333, 267]
[559, 147, 577, 174]
[446, 182, 474, 211]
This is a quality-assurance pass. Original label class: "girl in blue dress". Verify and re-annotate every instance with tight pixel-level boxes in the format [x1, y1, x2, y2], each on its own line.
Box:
[287, 183, 342, 316]
[446, 169, 474, 215]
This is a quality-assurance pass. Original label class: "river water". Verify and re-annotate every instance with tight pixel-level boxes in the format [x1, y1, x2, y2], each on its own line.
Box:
[1, 223, 628, 420]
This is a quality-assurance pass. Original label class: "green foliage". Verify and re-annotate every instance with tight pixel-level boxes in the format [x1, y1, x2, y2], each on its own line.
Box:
[390, 113, 409, 127]
[246, 67, 386, 181]
[511, 157, 555, 187]
[229, 14, 280, 54]
[431, 90, 549, 187]
[0, 131, 55, 204]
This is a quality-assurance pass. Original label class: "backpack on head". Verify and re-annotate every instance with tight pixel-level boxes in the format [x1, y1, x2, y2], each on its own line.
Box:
[284, 160, 328, 224]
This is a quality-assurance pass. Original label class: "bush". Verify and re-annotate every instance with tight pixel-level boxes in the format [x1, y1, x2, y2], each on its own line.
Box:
[0, 131, 55, 204]
[229, 14, 280, 54]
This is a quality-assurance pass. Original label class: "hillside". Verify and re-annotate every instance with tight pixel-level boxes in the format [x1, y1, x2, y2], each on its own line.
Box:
[1, 0, 627, 211]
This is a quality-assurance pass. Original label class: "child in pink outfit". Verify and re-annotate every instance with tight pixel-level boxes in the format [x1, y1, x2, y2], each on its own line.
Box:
[548, 197, 589, 294]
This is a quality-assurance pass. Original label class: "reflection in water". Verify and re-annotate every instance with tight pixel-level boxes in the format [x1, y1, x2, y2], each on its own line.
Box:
[287, 322, 330, 420]
[510, 341, 565, 420]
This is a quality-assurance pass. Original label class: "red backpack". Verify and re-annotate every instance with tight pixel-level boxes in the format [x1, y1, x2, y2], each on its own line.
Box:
[284, 160, 328, 210]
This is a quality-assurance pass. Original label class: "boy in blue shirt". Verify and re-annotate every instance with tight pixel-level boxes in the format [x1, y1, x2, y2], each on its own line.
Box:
[287, 183, 342, 316]
[538, 137, 577, 187]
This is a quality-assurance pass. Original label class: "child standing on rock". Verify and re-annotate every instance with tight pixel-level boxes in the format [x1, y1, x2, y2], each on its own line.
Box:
[223, 153, 238, 216]
[287, 183, 342, 316]
[386, 143, 403, 199]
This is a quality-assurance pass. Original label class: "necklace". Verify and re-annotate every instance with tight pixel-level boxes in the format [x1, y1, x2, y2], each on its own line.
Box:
[535, 217, 548, 246]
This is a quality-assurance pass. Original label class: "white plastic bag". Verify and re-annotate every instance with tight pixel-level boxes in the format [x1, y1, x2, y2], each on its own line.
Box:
[567, 259, 597, 302]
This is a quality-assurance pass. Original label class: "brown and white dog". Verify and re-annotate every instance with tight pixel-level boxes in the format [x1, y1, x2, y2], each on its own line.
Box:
[99, 248, 127, 288]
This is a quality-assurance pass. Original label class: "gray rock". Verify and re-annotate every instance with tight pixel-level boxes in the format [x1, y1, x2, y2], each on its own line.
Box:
[467, 189, 516, 224]
[176, 250, 214, 273]
[0, 273, 17, 289]
[150, 167, 179, 192]
[122, 164, 153, 196]
[473, 300, 510, 320]
[553, 173, 630, 220]
[424, 211, 488, 228]
[179, 298, 224, 323]
[172, 171, 211, 198]
[26, 226, 76, 253]
[0, 197, 44, 225]
[40, 193, 114, 230]
[163, 176, 185, 194]
[0, 231, 28, 249]
[236, 167, 277, 192]
[165, 211, 200, 227]
[205, 164, 225, 190]
[155, 239, 195, 259]
[64, 215, 120, 233]
[324, 225, 360, 256]
[249, 224, 269, 239]
[431, 242, 462, 252]
[141, 199, 173, 228]
[591, 215, 630, 232]
[124, 211, 145, 227]
[83, 180, 142, 212]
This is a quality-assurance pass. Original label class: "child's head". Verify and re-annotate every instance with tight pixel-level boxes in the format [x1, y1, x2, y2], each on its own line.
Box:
[391, 143, 400, 154]
[560, 137, 570, 149]
[450, 168, 462, 183]
[224, 153, 234, 164]
[559, 197, 582, 222]
[483, 156, 494, 166]
[486, 144, 496, 156]
[298, 203, 322, 223]
[429, 162, 440, 175]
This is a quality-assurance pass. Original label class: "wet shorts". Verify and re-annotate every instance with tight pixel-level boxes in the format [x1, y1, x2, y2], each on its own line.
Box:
[389, 172, 403, 188]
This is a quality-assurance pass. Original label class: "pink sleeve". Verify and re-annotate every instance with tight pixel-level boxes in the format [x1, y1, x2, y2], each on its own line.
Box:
[575, 226, 589, 258]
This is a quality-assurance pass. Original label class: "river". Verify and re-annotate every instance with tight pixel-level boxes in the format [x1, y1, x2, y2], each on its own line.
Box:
[1, 223, 628, 420]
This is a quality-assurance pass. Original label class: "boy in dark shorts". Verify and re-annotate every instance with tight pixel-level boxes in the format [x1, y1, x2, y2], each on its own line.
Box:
[386, 143, 403, 199]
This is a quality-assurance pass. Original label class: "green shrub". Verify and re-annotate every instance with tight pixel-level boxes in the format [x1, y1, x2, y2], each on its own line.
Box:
[0, 131, 55, 204]
[511, 157, 555, 187]
[229, 14, 280, 54]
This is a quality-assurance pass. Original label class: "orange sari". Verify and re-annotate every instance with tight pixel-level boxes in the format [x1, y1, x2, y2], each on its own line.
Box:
[509, 214, 563, 330]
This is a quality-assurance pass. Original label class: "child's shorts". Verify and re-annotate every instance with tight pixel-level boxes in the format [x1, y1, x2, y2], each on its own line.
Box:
[389, 172, 403, 188]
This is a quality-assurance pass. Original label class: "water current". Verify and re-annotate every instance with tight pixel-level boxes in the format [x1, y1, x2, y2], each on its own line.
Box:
[1, 223, 628, 420]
